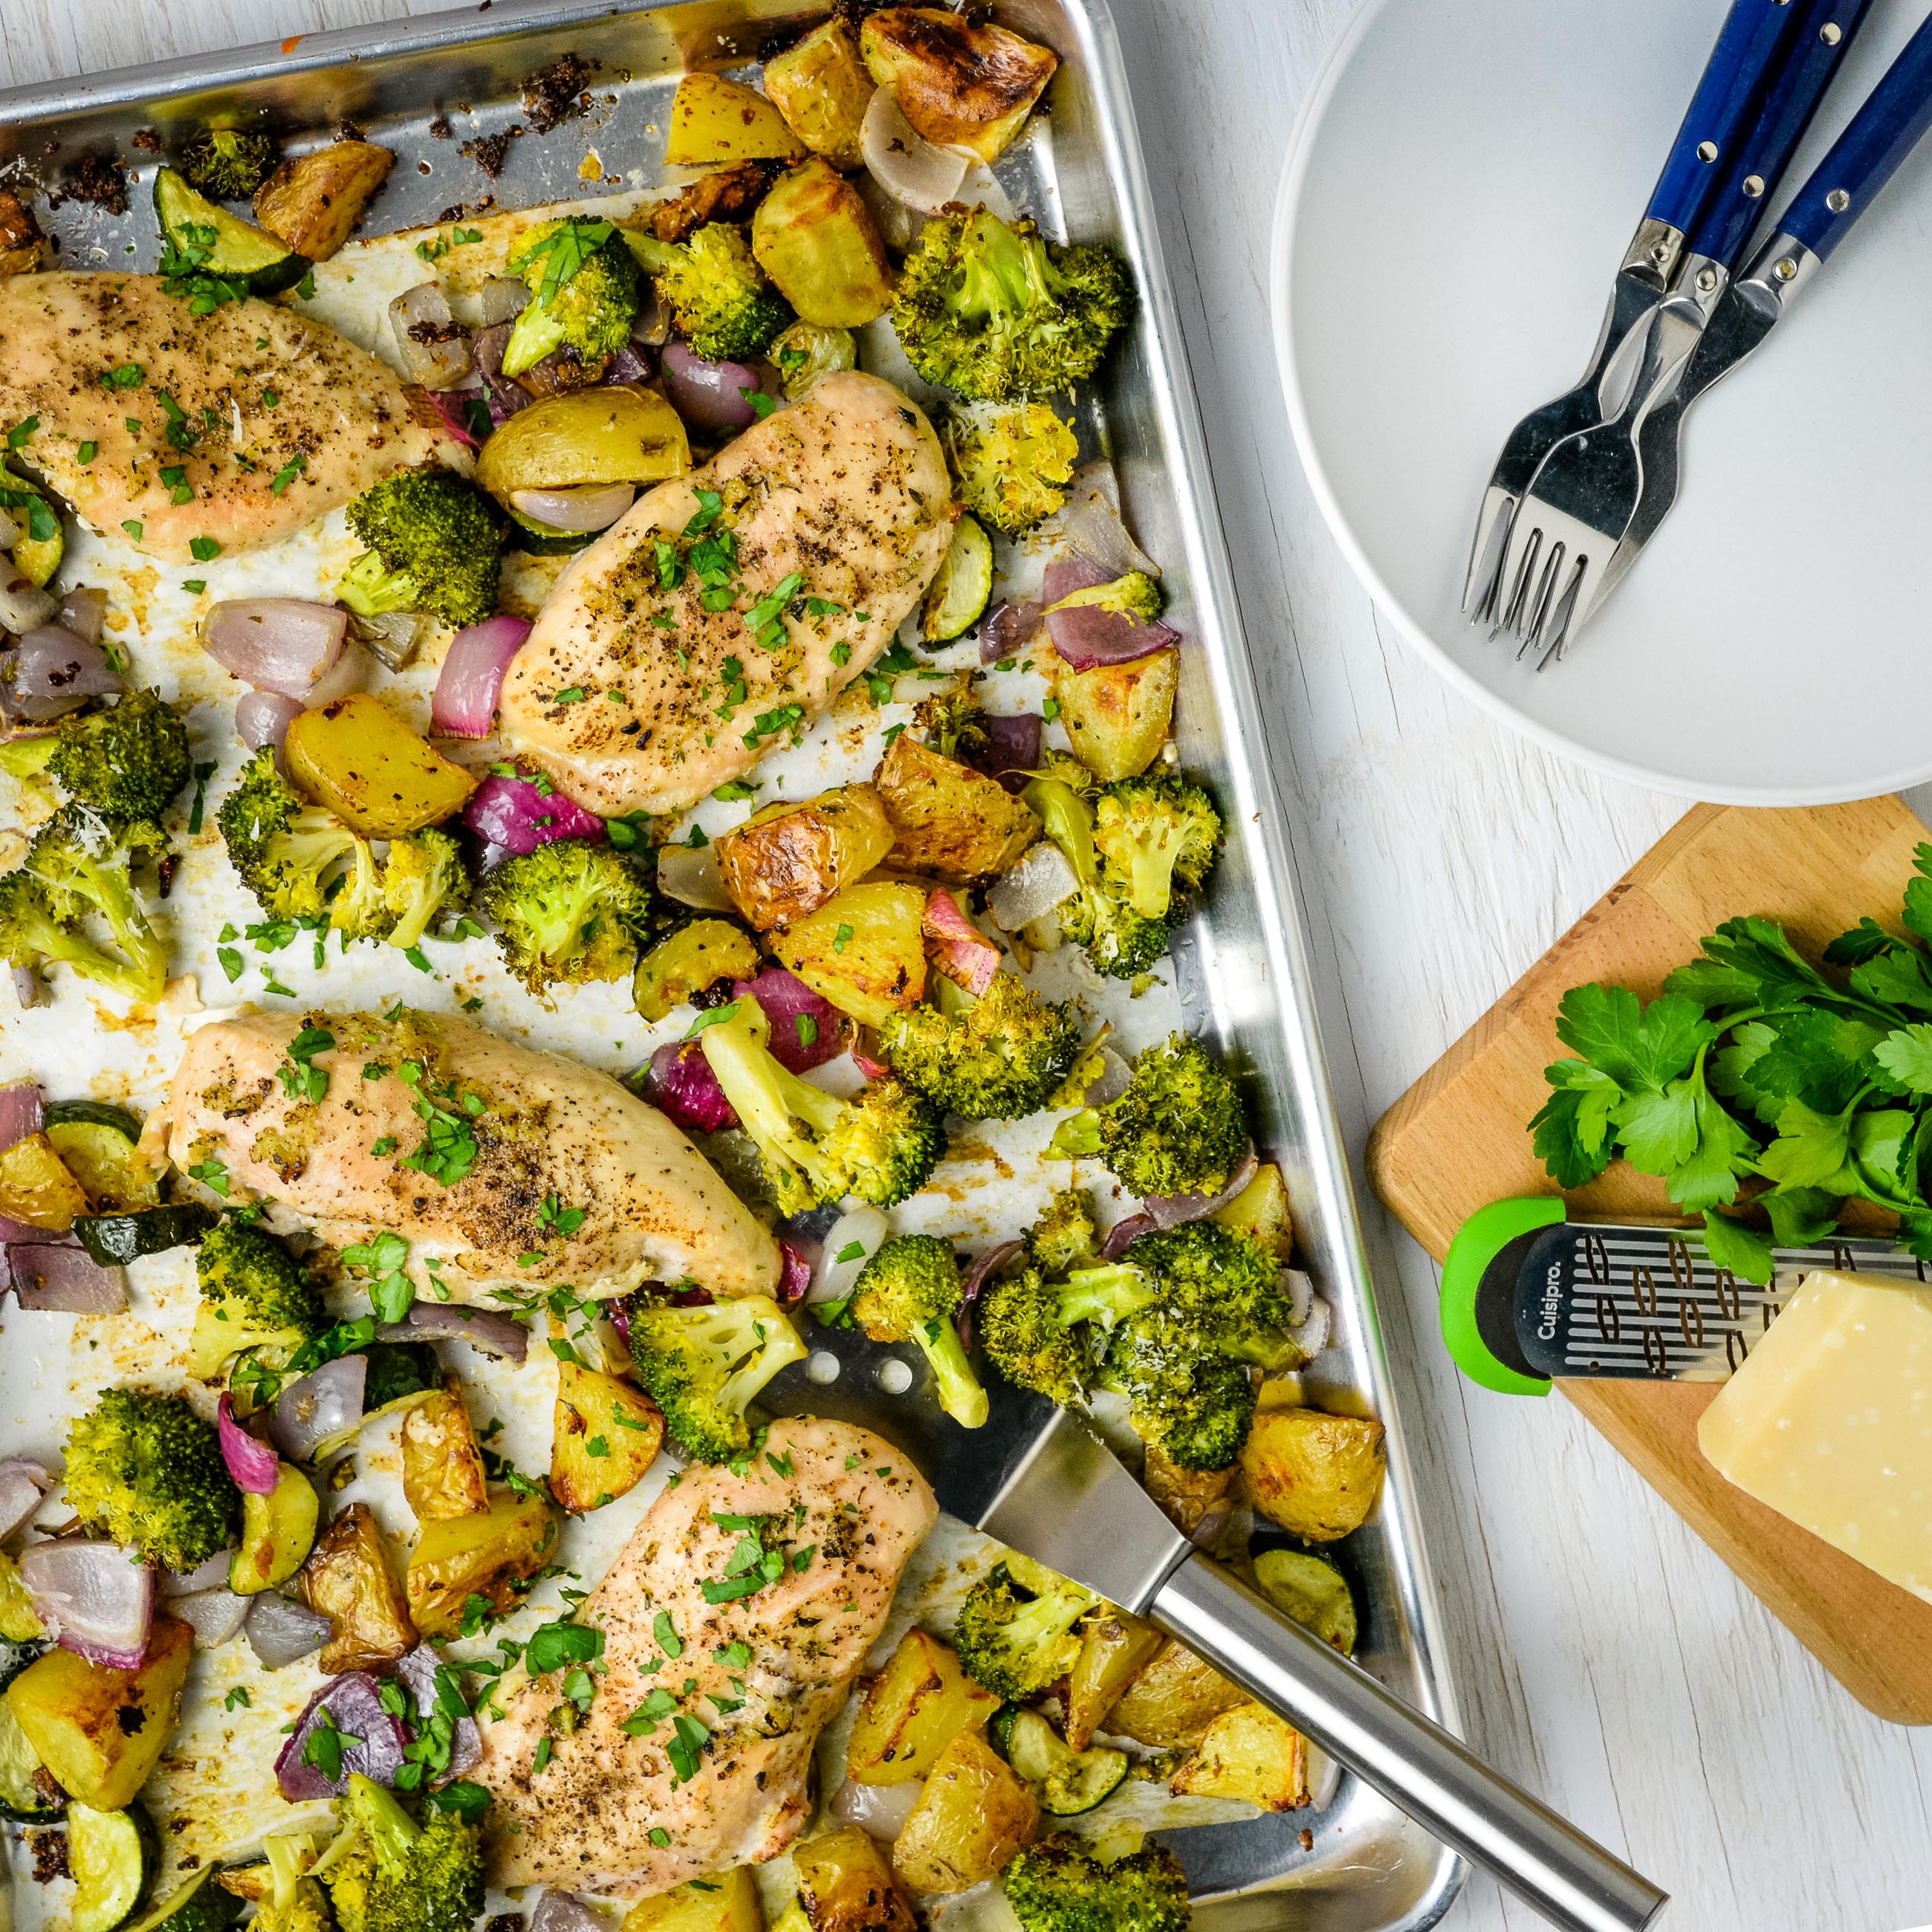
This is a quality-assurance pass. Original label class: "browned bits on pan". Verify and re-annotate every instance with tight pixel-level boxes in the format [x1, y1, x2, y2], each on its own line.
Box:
[522, 51, 595, 135]
[51, 152, 128, 214]
[463, 129, 518, 178]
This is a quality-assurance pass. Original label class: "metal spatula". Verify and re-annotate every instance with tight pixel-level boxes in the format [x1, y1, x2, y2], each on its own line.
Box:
[759, 1322, 1667, 1932]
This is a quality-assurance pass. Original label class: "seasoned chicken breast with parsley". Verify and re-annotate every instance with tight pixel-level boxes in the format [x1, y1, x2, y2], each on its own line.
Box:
[148, 1006, 779, 1301]
[477, 1416, 937, 1893]
[498, 371, 956, 817]
[0, 273, 469, 563]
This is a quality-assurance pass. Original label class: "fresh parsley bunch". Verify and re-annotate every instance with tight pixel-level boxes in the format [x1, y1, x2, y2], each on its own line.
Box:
[1531, 845, 1932, 1283]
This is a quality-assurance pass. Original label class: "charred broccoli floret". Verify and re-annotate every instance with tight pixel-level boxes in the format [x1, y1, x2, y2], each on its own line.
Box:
[1003, 1832, 1192, 1932]
[879, 972, 1083, 1121]
[321, 1776, 484, 1932]
[502, 218, 646, 380]
[329, 838, 395, 944]
[944, 399, 1078, 534]
[251, 1832, 332, 1932]
[64, 1386, 241, 1569]
[189, 1220, 327, 1381]
[382, 829, 470, 952]
[217, 749, 365, 925]
[892, 207, 1132, 401]
[1043, 571, 1164, 626]
[1122, 1219, 1296, 1368]
[179, 127, 279, 199]
[1058, 1034, 1249, 1201]
[953, 1557, 1098, 1701]
[697, 993, 944, 1213]
[1025, 770, 1173, 981]
[849, 1234, 987, 1428]
[477, 837, 657, 994]
[1027, 1187, 1098, 1275]
[976, 1252, 1154, 1407]
[1092, 775, 1221, 923]
[1103, 1306, 1255, 1471]
[629, 223, 791, 363]
[771, 318, 856, 398]
[626, 1294, 807, 1462]
[337, 469, 504, 630]
[0, 806, 169, 1002]
[46, 689, 192, 821]
[912, 676, 989, 764]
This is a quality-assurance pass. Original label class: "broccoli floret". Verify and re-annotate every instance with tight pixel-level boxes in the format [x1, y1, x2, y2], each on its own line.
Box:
[46, 689, 192, 821]
[477, 837, 657, 994]
[331, 837, 395, 944]
[0, 807, 169, 1002]
[1003, 1832, 1191, 1932]
[629, 224, 791, 363]
[253, 1830, 332, 1932]
[189, 1220, 327, 1381]
[697, 993, 944, 1213]
[1026, 770, 1176, 982]
[502, 218, 647, 380]
[771, 318, 856, 398]
[1103, 1306, 1255, 1471]
[322, 1777, 483, 1932]
[1060, 1035, 1248, 1201]
[1027, 1187, 1098, 1275]
[381, 829, 470, 952]
[1124, 1219, 1296, 1369]
[180, 128, 279, 199]
[977, 1267, 1085, 1405]
[63, 1386, 240, 1569]
[216, 749, 368, 925]
[1092, 775, 1221, 923]
[337, 469, 504, 630]
[1043, 571, 1164, 626]
[892, 207, 1132, 401]
[626, 1294, 807, 1462]
[849, 1234, 988, 1429]
[880, 972, 1083, 1121]
[953, 1557, 1097, 1701]
[944, 400, 1078, 534]
[912, 676, 988, 764]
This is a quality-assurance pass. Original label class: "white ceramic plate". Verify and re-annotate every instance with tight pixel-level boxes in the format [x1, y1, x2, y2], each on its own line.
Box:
[1273, 0, 1932, 804]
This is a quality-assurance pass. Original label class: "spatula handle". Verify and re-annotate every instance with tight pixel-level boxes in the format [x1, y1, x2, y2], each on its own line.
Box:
[1147, 1555, 1668, 1932]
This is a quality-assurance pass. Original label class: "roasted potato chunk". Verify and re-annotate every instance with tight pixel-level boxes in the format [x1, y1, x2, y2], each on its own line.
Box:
[401, 1375, 490, 1521]
[633, 918, 761, 1022]
[1240, 1408, 1387, 1542]
[716, 784, 895, 932]
[1106, 1637, 1246, 1749]
[752, 161, 892, 327]
[762, 22, 876, 168]
[1142, 1443, 1235, 1540]
[551, 1359, 664, 1514]
[860, 8, 1057, 163]
[0, 189, 44, 276]
[622, 1867, 763, 1932]
[771, 879, 927, 1026]
[1055, 648, 1178, 782]
[874, 733, 1040, 882]
[1171, 1702, 1310, 1810]
[665, 73, 806, 166]
[253, 140, 393, 259]
[1211, 1161, 1294, 1260]
[890, 1729, 1039, 1893]
[285, 693, 478, 837]
[1063, 1607, 1163, 1752]
[0, 1131, 88, 1232]
[302, 1501, 417, 1671]
[406, 1485, 557, 1636]
[792, 1826, 916, 1932]
[474, 384, 690, 502]
[846, 1627, 999, 1784]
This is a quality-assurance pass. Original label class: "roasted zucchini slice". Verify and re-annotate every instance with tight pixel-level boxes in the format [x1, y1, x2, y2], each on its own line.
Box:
[921, 513, 993, 644]
[72, 1202, 219, 1267]
[68, 1801, 156, 1932]
[0, 1691, 63, 1822]
[990, 1705, 1128, 1815]
[120, 1866, 243, 1932]
[1253, 1547, 1358, 1656]
[43, 1103, 158, 1212]
[153, 168, 308, 295]
[230, 1462, 320, 1597]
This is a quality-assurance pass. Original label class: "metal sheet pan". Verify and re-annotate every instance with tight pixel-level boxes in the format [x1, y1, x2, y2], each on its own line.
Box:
[0, 4, 1463, 1925]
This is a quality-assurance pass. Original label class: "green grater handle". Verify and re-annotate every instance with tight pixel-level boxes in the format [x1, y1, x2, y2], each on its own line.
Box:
[1439, 1197, 1562, 1398]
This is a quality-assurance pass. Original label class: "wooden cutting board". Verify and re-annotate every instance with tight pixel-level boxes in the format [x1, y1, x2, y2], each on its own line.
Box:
[1366, 797, 1932, 1725]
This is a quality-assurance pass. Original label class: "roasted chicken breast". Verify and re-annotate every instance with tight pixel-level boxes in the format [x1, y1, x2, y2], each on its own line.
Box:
[497, 371, 956, 817]
[476, 1416, 937, 1893]
[0, 273, 468, 563]
[149, 1006, 778, 1301]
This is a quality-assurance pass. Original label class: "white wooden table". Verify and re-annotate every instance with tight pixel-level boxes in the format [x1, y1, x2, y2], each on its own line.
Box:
[3, 0, 1928, 1926]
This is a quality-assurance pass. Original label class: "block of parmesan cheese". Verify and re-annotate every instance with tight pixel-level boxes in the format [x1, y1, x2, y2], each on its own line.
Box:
[1698, 1270, 1932, 1602]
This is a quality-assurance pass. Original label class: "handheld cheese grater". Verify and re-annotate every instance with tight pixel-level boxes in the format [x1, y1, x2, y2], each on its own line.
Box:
[1439, 1196, 1932, 1396]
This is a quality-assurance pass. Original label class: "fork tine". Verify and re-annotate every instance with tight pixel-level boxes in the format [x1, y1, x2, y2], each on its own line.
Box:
[1490, 525, 1543, 643]
[1516, 541, 1569, 660]
[1534, 551, 1604, 670]
[1462, 488, 1517, 620]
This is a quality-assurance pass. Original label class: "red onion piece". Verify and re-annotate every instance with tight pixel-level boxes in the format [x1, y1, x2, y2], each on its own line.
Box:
[463, 776, 605, 855]
[432, 615, 531, 739]
[956, 1238, 1022, 1353]
[979, 600, 1043, 666]
[851, 1044, 890, 1082]
[985, 840, 1077, 936]
[245, 1589, 333, 1670]
[644, 1040, 738, 1135]
[972, 713, 1043, 793]
[377, 1300, 529, 1363]
[1141, 1144, 1260, 1231]
[4, 628, 120, 721]
[1039, 464, 1161, 578]
[390, 284, 473, 391]
[0, 577, 59, 638]
[476, 279, 530, 328]
[1186, 1502, 1233, 1550]
[202, 600, 349, 699]
[860, 87, 969, 213]
[218, 1394, 282, 1496]
[510, 484, 635, 533]
[777, 1240, 812, 1307]
[470, 325, 534, 425]
[661, 343, 777, 433]
[0, 1082, 42, 1150]
[0, 1458, 51, 1541]
[923, 890, 999, 996]
[276, 1671, 411, 1800]
[1287, 1297, 1332, 1362]
[394, 1644, 482, 1777]
[530, 1894, 609, 1932]
[1042, 560, 1181, 671]
[655, 841, 734, 912]
[19, 1540, 153, 1668]
[172, 1586, 251, 1647]
[236, 690, 304, 754]
[9, 1242, 129, 1312]
[11, 965, 47, 1009]
[271, 1352, 366, 1463]
[1099, 1213, 1155, 1262]
[733, 968, 842, 1073]
[607, 343, 653, 385]
[57, 587, 107, 647]
[831, 1775, 925, 1840]
[160, 1549, 234, 1598]
[427, 387, 484, 452]
[1281, 1267, 1315, 1329]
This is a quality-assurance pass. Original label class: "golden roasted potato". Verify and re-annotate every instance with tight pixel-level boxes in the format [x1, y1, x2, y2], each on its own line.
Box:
[1171, 1702, 1310, 1810]
[551, 1359, 665, 1514]
[1106, 1637, 1246, 1748]
[406, 1485, 557, 1636]
[794, 1828, 916, 1932]
[874, 733, 1040, 882]
[1055, 648, 1178, 782]
[302, 1501, 418, 1671]
[889, 1730, 1039, 1893]
[285, 693, 478, 837]
[622, 1867, 763, 1932]
[1240, 1408, 1387, 1542]
[860, 8, 1057, 163]
[846, 1627, 999, 1784]
[0, 1552, 45, 1643]
[752, 161, 892, 327]
[0, 1132, 87, 1232]
[634, 918, 761, 1022]
[474, 384, 690, 502]
[762, 22, 876, 168]
[5, 1615, 190, 1811]
[230, 1461, 320, 1596]
[1142, 1443, 1235, 1540]
[716, 784, 895, 932]
[665, 73, 806, 166]
[1063, 1608, 1163, 1752]
[771, 879, 927, 1026]
[402, 1376, 490, 1521]
[0, 189, 43, 276]
[253, 140, 393, 259]
[1211, 1161, 1294, 1260]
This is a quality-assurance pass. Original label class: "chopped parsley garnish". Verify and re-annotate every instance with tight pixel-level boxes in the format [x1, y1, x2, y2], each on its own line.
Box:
[342, 1228, 413, 1324]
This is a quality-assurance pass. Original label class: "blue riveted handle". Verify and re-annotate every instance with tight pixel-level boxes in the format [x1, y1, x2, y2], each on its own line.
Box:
[1647, 0, 1808, 236]
[1782, 10, 1932, 259]
[1688, 0, 1873, 268]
